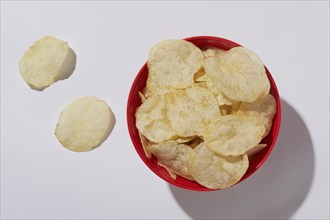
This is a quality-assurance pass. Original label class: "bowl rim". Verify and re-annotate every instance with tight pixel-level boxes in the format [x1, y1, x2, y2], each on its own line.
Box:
[127, 35, 282, 191]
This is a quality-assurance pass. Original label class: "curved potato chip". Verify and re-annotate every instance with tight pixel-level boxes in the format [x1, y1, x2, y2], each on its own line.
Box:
[194, 68, 207, 82]
[55, 96, 115, 152]
[188, 142, 249, 189]
[172, 136, 195, 144]
[203, 47, 270, 102]
[146, 40, 203, 94]
[138, 132, 153, 158]
[204, 115, 265, 156]
[203, 47, 226, 58]
[247, 144, 267, 158]
[19, 36, 76, 90]
[149, 140, 193, 180]
[194, 82, 208, 89]
[136, 94, 175, 143]
[138, 92, 146, 103]
[206, 77, 233, 106]
[165, 86, 221, 137]
[219, 105, 231, 116]
[236, 94, 277, 137]
[230, 101, 242, 114]
[158, 161, 177, 179]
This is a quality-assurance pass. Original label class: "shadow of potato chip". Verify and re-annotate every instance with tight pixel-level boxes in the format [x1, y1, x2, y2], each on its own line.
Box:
[169, 99, 315, 219]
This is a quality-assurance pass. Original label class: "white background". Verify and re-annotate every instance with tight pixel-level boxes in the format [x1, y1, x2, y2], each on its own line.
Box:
[1, 1, 329, 219]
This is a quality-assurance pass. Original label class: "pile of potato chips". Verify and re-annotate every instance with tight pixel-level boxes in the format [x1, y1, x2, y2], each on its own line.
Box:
[136, 39, 277, 189]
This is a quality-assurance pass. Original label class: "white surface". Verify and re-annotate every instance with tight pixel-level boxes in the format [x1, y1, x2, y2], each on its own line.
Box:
[1, 1, 329, 219]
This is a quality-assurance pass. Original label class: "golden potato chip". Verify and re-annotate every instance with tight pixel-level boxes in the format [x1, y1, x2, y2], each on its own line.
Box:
[219, 105, 231, 116]
[204, 115, 265, 156]
[165, 85, 221, 137]
[230, 101, 242, 114]
[19, 36, 76, 90]
[136, 94, 175, 143]
[236, 94, 277, 137]
[194, 82, 208, 89]
[138, 132, 153, 158]
[146, 40, 204, 94]
[138, 91, 146, 103]
[194, 68, 207, 82]
[203, 47, 226, 58]
[140, 87, 152, 100]
[247, 144, 267, 158]
[188, 142, 249, 189]
[203, 47, 270, 102]
[172, 136, 195, 144]
[55, 96, 115, 152]
[158, 161, 177, 179]
[149, 140, 194, 180]
[206, 77, 233, 106]
[172, 137, 203, 149]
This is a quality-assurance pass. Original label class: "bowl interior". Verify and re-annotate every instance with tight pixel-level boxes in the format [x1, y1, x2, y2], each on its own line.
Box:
[127, 36, 281, 191]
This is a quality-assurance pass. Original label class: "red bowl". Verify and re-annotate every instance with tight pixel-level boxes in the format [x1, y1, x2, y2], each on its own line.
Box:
[127, 36, 281, 191]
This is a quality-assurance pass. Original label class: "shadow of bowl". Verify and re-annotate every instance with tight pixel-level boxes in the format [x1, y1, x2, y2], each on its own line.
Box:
[169, 99, 315, 219]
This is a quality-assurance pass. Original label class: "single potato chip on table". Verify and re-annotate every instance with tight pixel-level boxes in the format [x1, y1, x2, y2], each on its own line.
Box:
[55, 96, 115, 152]
[204, 115, 265, 156]
[19, 36, 76, 90]
[188, 142, 249, 189]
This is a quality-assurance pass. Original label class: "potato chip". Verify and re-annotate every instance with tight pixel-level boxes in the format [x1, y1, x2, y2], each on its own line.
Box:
[247, 144, 267, 158]
[138, 132, 153, 158]
[219, 105, 231, 116]
[172, 136, 195, 144]
[203, 47, 270, 102]
[55, 96, 115, 152]
[158, 161, 177, 179]
[165, 85, 221, 137]
[194, 68, 207, 82]
[19, 36, 76, 90]
[188, 142, 249, 189]
[149, 140, 194, 180]
[146, 40, 203, 94]
[194, 82, 208, 89]
[136, 94, 175, 143]
[230, 101, 242, 114]
[204, 115, 265, 156]
[203, 47, 226, 58]
[138, 92, 146, 103]
[206, 77, 233, 106]
[236, 94, 277, 137]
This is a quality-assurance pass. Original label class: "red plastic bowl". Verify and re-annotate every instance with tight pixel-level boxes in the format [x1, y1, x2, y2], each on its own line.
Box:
[127, 36, 281, 191]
